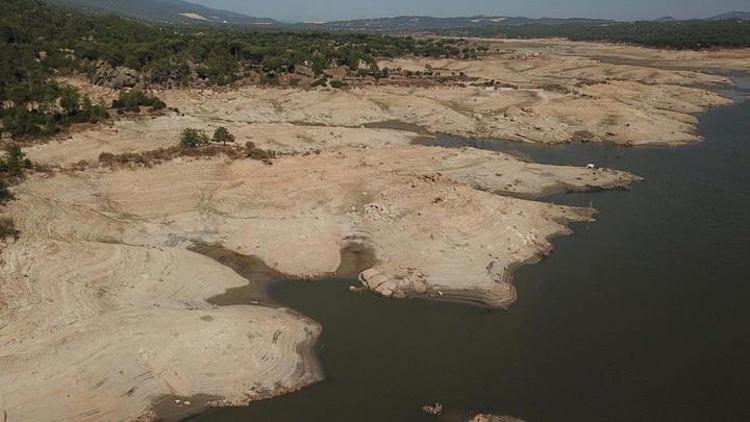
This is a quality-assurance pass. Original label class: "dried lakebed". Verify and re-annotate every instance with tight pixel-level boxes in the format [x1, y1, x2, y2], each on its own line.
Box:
[3, 42, 750, 421]
[0, 144, 636, 421]
[194, 75, 750, 422]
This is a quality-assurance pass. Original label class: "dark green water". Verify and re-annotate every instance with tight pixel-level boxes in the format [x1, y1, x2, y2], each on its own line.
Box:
[191, 77, 750, 422]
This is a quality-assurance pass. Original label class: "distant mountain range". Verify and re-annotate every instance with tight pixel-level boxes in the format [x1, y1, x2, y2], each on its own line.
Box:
[305, 16, 612, 31]
[705, 11, 750, 21]
[47, 0, 278, 25]
[45, 0, 750, 29]
[314, 13, 750, 31]
[653, 16, 677, 22]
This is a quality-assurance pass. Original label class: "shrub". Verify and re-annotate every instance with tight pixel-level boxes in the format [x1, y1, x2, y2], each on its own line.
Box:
[0, 143, 32, 178]
[59, 88, 81, 116]
[151, 99, 167, 111]
[112, 91, 166, 113]
[180, 128, 209, 148]
[81, 97, 110, 123]
[98, 152, 116, 165]
[0, 180, 11, 203]
[311, 77, 328, 88]
[329, 80, 347, 89]
[261, 72, 279, 86]
[0, 216, 19, 239]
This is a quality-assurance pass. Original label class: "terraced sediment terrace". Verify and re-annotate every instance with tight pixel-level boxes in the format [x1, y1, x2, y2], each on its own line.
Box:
[2, 39, 750, 421]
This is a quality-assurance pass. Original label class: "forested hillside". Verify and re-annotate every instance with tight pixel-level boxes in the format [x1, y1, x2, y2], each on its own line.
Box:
[0, 0, 467, 139]
[47, 0, 278, 25]
[448, 20, 750, 49]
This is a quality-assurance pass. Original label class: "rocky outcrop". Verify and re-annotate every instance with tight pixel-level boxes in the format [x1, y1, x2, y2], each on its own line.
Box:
[91, 61, 144, 90]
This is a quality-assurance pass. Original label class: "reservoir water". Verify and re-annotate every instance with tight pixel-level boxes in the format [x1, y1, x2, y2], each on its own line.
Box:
[190, 76, 750, 421]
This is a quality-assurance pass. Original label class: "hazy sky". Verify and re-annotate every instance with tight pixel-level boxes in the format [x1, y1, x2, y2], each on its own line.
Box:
[191, 0, 750, 22]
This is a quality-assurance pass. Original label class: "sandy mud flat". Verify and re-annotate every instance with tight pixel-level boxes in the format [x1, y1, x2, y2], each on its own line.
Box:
[2, 39, 749, 421]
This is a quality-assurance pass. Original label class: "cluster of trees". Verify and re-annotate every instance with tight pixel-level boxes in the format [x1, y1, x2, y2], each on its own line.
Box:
[1, 0, 468, 139]
[0, 79, 109, 139]
[112, 91, 166, 113]
[0, 0, 116, 138]
[454, 20, 750, 49]
[2, 0, 466, 87]
[180, 127, 235, 148]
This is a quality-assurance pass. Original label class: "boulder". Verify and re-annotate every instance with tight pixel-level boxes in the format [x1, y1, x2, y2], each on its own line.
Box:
[91, 61, 142, 89]
[421, 403, 443, 415]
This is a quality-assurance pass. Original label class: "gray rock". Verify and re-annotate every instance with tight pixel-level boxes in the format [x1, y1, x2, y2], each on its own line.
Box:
[91, 61, 142, 89]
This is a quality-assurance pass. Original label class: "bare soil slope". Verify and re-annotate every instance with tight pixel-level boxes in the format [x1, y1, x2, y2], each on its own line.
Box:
[4, 38, 749, 421]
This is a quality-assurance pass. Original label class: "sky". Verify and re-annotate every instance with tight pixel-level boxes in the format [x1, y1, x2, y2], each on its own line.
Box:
[191, 0, 750, 22]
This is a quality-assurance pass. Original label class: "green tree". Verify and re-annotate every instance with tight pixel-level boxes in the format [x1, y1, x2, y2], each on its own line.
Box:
[1, 143, 32, 177]
[81, 96, 110, 123]
[212, 127, 235, 146]
[180, 128, 209, 148]
[59, 89, 80, 116]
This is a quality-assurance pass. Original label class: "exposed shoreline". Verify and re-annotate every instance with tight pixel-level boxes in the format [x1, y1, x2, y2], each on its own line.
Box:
[2, 40, 749, 421]
[0, 145, 636, 421]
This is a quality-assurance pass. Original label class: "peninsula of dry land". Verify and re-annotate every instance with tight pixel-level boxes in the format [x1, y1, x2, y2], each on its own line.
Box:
[2, 38, 748, 421]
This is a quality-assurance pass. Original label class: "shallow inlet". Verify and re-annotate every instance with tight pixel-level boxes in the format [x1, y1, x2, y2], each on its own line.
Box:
[188, 76, 750, 422]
